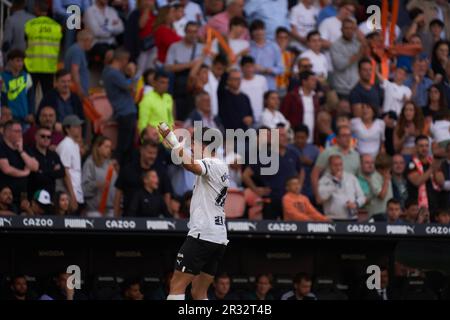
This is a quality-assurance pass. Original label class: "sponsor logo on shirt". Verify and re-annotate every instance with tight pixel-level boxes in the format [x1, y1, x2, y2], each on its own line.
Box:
[346, 224, 377, 233]
[227, 221, 257, 232]
[64, 218, 94, 229]
[307, 223, 336, 233]
[267, 222, 298, 232]
[146, 220, 176, 230]
[215, 216, 224, 226]
[386, 225, 415, 235]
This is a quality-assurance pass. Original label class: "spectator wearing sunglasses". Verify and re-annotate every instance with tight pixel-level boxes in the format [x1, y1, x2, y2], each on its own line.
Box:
[26, 126, 65, 198]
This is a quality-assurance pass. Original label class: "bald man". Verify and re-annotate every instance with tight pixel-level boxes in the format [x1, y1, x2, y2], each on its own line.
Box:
[64, 29, 94, 97]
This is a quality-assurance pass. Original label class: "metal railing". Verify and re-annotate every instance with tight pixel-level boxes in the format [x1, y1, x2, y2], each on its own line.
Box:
[0, 0, 12, 45]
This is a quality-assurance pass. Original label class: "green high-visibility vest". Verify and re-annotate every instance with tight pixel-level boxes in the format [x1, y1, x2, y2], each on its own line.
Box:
[24, 16, 62, 73]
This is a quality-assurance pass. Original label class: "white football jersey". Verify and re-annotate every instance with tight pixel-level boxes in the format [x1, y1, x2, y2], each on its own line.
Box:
[187, 157, 229, 245]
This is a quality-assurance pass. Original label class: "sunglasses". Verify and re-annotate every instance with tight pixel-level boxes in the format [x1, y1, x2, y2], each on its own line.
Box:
[39, 134, 52, 140]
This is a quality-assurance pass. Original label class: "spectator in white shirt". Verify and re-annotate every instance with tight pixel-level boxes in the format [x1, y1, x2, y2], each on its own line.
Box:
[318, 154, 366, 220]
[319, 0, 356, 50]
[260, 90, 290, 129]
[204, 55, 227, 117]
[351, 103, 386, 159]
[211, 16, 250, 67]
[299, 30, 330, 80]
[289, 0, 320, 52]
[378, 67, 412, 117]
[179, 0, 205, 24]
[240, 56, 269, 125]
[84, 0, 124, 65]
[431, 110, 450, 157]
[56, 115, 85, 214]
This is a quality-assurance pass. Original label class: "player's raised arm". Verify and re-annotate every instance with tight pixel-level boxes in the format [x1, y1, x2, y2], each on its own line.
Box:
[158, 123, 204, 176]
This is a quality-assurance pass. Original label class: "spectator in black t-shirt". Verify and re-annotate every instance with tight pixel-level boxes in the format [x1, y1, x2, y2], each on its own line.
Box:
[436, 209, 450, 225]
[406, 135, 441, 219]
[207, 273, 240, 300]
[218, 69, 254, 130]
[349, 58, 383, 118]
[0, 185, 17, 216]
[128, 170, 169, 218]
[6, 275, 36, 300]
[121, 278, 144, 300]
[26, 126, 65, 197]
[0, 120, 39, 207]
[114, 140, 172, 217]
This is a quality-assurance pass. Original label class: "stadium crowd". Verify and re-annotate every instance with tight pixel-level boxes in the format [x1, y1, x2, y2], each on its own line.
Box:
[0, 0, 450, 224]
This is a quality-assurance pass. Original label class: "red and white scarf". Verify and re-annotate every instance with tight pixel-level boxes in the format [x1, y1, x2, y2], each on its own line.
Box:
[412, 156, 441, 208]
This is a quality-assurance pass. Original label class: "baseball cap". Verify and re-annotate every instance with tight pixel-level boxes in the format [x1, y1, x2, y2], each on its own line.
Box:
[33, 190, 53, 206]
[62, 115, 84, 127]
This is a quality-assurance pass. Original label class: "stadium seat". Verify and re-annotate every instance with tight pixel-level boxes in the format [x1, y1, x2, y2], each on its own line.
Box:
[86, 91, 119, 148]
[313, 277, 348, 300]
[244, 188, 263, 220]
[224, 189, 246, 219]
[91, 276, 121, 300]
[400, 276, 438, 300]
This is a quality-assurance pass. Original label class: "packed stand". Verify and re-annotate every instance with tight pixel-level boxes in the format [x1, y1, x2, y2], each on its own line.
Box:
[0, 0, 449, 224]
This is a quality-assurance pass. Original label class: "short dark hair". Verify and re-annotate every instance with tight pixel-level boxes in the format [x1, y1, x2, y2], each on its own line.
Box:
[263, 90, 277, 104]
[121, 277, 141, 295]
[213, 55, 228, 66]
[55, 69, 71, 80]
[140, 139, 159, 149]
[7, 49, 25, 61]
[276, 27, 290, 36]
[154, 70, 170, 81]
[184, 21, 200, 32]
[430, 18, 445, 29]
[250, 19, 265, 33]
[415, 134, 429, 145]
[387, 198, 401, 207]
[229, 16, 247, 29]
[240, 55, 255, 67]
[294, 124, 309, 136]
[35, 0, 48, 13]
[143, 68, 156, 85]
[409, 7, 424, 21]
[405, 198, 418, 209]
[214, 272, 230, 283]
[306, 30, 320, 41]
[358, 57, 372, 70]
[4, 120, 21, 131]
[285, 175, 300, 186]
[299, 70, 315, 84]
[293, 272, 312, 285]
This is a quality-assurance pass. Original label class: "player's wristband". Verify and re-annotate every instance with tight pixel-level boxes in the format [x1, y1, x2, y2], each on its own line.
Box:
[165, 131, 181, 149]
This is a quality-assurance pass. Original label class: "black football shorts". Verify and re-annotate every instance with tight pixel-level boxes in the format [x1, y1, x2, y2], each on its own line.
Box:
[175, 236, 226, 276]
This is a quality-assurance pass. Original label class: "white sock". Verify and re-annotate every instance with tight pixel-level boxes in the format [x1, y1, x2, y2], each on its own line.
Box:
[167, 294, 185, 300]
